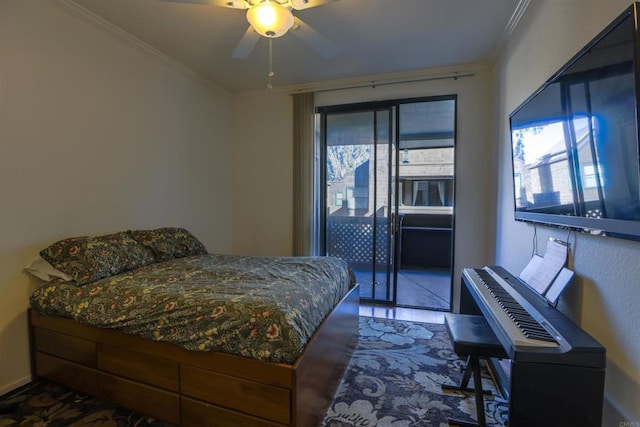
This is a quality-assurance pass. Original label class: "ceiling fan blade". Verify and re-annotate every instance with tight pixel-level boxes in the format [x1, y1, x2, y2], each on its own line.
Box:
[232, 26, 261, 58]
[158, 0, 248, 9]
[290, 17, 339, 58]
[289, 0, 336, 10]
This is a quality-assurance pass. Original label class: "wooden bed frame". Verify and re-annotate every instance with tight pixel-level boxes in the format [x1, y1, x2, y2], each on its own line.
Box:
[28, 285, 359, 427]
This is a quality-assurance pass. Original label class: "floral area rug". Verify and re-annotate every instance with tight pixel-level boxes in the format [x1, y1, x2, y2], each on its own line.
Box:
[0, 317, 507, 426]
[321, 316, 508, 427]
[0, 381, 174, 427]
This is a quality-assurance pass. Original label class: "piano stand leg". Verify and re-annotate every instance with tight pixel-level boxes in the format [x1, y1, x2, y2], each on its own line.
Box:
[442, 355, 488, 427]
[443, 355, 494, 395]
[471, 356, 487, 427]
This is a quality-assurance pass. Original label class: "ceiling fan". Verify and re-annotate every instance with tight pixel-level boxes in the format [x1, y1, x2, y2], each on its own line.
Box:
[161, 0, 339, 60]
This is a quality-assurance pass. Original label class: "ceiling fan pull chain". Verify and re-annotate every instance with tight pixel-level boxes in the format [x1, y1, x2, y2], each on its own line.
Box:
[267, 37, 274, 89]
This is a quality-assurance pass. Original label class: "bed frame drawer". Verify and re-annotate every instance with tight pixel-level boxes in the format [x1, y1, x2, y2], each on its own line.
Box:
[34, 352, 99, 396]
[97, 344, 179, 392]
[181, 396, 287, 427]
[33, 327, 96, 367]
[28, 284, 359, 427]
[99, 373, 180, 424]
[181, 364, 291, 424]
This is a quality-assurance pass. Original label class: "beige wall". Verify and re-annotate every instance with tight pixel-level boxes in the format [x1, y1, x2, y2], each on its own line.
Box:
[0, 0, 233, 393]
[231, 91, 294, 256]
[493, 0, 640, 422]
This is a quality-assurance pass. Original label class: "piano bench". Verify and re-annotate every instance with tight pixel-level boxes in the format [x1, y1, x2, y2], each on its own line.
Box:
[445, 313, 508, 359]
[442, 313, 507, 427]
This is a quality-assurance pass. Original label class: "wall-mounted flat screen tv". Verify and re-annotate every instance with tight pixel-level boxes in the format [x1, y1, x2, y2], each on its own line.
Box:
[509, 3, 640, 241]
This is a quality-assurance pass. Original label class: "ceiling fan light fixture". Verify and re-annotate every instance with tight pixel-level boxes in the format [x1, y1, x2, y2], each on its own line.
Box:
[246, 1, 294, 38]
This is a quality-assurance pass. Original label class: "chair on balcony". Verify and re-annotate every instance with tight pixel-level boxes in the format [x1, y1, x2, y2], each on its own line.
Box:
[442, 313, 507, 427]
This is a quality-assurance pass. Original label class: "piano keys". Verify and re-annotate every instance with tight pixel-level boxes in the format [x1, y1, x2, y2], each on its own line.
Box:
[464, 267, 561, 348]
[460, 265, 606, 426]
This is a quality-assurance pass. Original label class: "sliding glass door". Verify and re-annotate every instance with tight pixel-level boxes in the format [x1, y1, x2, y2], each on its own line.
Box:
[395, 99, 456, 310]
[321, 107, 397, 303]
[318, 96, 456, 310]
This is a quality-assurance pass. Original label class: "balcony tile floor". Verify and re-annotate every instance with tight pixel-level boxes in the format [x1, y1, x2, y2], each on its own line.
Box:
[353, 266, 451, 312]
[396, 267, 451, 310]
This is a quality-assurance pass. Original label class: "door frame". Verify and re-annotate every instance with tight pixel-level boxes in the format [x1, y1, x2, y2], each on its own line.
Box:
[317, 95, 457, 308]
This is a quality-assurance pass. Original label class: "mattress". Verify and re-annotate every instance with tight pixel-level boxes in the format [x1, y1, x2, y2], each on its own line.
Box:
[30, 253, 355, 364]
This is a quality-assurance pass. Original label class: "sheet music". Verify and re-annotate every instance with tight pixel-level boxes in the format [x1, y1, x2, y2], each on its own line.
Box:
[521, 238, 568, 295]
[519, 255, 543, 289]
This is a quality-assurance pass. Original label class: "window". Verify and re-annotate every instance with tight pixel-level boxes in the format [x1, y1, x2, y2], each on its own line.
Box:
[335, 190, 343, 206]
[582, 164, 603, 188]
[514, 173, 522, 200]
[401, 178, 453, 207]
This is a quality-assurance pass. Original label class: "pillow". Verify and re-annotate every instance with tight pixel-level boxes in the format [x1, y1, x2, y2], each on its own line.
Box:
[39, 232, 155, 285]
[129, 227, 208, 262]
[24, 255, 73, 282]
[106, 231, 156, 271]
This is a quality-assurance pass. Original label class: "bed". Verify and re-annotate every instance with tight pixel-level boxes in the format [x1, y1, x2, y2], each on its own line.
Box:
[27, 228, 359, 426]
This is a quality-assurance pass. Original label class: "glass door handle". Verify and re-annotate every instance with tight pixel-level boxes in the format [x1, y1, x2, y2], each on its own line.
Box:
[391, 212, 401, 235]
[390, 212, 396, 235]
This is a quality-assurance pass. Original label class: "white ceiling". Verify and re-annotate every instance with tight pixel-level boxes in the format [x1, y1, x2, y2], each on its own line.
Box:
[70, 0, 526, 93]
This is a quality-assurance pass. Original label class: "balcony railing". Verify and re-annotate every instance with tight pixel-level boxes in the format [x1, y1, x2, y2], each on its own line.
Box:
[326, 213, 453, 268]
[326, 216, 389, 264]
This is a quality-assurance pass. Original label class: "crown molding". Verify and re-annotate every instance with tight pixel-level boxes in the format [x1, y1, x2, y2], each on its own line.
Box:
[504, 0, 532, 40]
[488, 0, 531, 65]
[55, 0, 230, 99]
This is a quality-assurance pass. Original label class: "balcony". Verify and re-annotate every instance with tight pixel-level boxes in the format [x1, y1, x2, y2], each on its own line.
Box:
[327, 212, 452, 309]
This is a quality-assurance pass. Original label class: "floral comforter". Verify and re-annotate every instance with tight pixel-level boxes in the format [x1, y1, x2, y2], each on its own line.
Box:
[30, 254, 355, 364]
